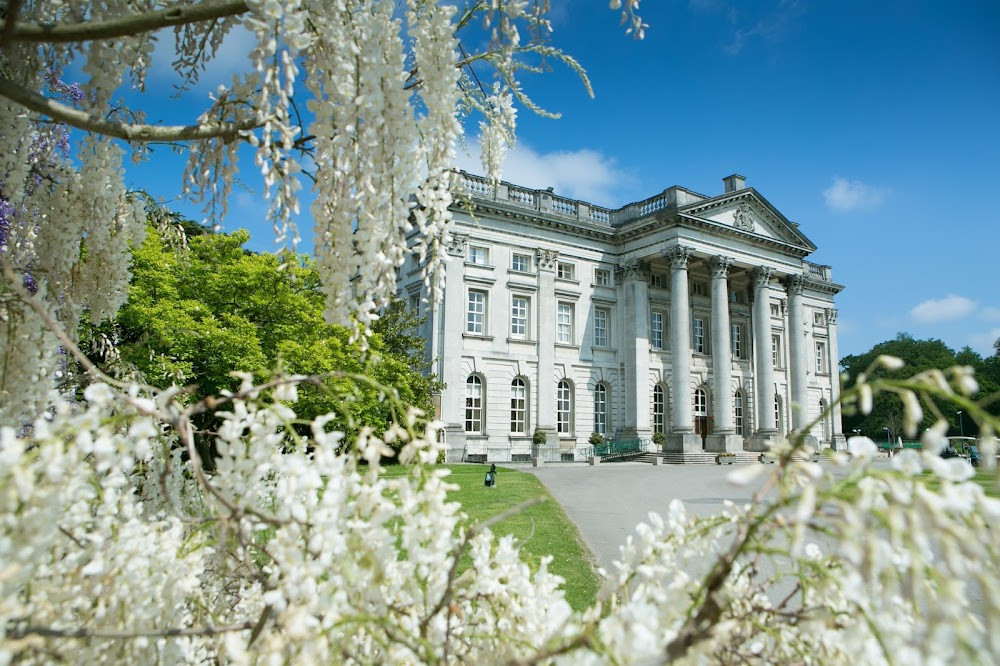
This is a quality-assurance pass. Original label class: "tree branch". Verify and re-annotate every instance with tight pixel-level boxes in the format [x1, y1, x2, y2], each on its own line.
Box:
[7, 620, 256, 640]
[0, 0, 249, 44]
[0, 76, 260, 142]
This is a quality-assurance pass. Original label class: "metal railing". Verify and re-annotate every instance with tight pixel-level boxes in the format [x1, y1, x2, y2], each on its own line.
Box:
[580, 439, 651, 461]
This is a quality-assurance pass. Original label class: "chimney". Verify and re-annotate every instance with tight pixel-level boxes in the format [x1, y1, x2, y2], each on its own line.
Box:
[723, 174, 746, 193]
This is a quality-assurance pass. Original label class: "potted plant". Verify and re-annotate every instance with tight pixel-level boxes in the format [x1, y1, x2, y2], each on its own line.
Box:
[715, 452, 736, 465]
[652, 431, 666, 450]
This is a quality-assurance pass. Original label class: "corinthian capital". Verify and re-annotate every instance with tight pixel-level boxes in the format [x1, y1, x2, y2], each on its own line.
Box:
[709, 255, 734, 279]
[536, 248, 559, 272]
[445, 233, 469, 257]
[785, 273, 806, 295]
[751, 266, 774, 288]
[663, 245, 692, 270]
[615, 259, 650, 282]
[825, 307, 838, 323]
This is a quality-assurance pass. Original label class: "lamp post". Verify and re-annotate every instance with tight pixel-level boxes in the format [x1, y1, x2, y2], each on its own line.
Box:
[883, 426, 890, 445]
[957, 410, 964, 437]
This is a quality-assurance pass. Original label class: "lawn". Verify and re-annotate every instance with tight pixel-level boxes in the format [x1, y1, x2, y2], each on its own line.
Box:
[971, 468, 1000, 497]
[381, 464, 601, 611]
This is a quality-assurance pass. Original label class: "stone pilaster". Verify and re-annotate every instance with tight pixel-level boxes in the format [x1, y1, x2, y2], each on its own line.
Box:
[663, 246, 700, 453]
[617, 259, 651, 439]
[749, 266, 779, 451]
[441, 234, 469, 458]
[535, 248, 559, 447]
[785, 275, 814, 444]
[826, 308, 847, 450]
[706, 256, 743, 452]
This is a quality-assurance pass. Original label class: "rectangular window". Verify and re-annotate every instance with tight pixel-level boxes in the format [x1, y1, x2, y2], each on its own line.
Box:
[692, 281, 706, 296]
[557, 382, 572, 434]
[467, 246, 489, 265]
[465, 377, 483, 433]
[813, 310, 825, 326]
[693, 318, 706, 354]
[557, 303, 574, 344]
[556, 262, 575, 280]
[731, 323, 742, 359]
[734, 391, 744, 436]
[651, 311, 664, 349]
[816, 341, 827, 374]
[650, 274, 664, 288]
[511, 253, 530, 272]
[594, 308, 608, 347]
[510, 380, 527, 434]
[467, 290, 486, 334]
[770, 303, 780, 317]
[772, 334, 781, 368]
[594, 385, 608, 435]
[511, 296, 528, 339]
[595, 268, 611, 286]
[408, 292, 420, 317]
[730, 289, 745, 304]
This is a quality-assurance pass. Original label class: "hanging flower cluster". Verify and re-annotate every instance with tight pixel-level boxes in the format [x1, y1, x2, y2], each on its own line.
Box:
[5, 2, 999, 665]
[0, 370, 998, 663]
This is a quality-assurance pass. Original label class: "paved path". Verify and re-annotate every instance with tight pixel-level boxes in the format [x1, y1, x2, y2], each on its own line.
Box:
[524, 461, 764, 572]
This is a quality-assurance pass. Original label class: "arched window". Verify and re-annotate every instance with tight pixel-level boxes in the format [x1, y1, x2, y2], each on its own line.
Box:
[652, 385, 666, 434]
[694, 387, 708, 417]
[594, 383, 608, 435]
[465, 375, 483, 433]
[734, 390, 745, 436]
[819, 398, 830, 441]
[510, 378, 527, 434]
[557, 380, 573, 434]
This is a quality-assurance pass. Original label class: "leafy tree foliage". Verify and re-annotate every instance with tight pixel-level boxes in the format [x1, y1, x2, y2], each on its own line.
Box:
[85, 223, 437, 446]
[840, 332, 1000, 439]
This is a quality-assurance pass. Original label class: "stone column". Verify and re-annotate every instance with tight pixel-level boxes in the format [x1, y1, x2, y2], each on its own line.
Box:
[785, 275, 813, 443]
[441, 234, 469, 460]
[749, 266, 778, 451]
[826, 308, 847, 450]
[535, 248, 559, 449]
[706, 256, 743, 452]
[617, 260, 651, 439]
[663, 246, 700, 453]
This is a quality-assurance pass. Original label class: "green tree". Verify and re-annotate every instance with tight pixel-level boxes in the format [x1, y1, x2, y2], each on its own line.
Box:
[86, 223, 436, 448]
[839, 332, 998, 439]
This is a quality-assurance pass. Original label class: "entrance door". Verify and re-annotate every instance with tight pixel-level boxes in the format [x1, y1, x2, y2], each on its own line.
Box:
[694, 388, 711, 449]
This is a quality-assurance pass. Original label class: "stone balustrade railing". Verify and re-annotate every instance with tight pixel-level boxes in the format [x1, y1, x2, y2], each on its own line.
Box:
[453, 172, 835, 260]
[804, 261, 833, 281]
[454, 171, 616, 227]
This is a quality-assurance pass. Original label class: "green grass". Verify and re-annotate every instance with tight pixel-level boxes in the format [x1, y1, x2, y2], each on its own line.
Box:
[970, 469, 1000, 497]
[918, 468, 1000, 498]
[382, 464, 601, 611]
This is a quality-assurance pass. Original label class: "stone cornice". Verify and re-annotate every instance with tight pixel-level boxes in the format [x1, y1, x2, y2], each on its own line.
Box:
[803, 276, 845, 295]
[460, 200, 617, 243]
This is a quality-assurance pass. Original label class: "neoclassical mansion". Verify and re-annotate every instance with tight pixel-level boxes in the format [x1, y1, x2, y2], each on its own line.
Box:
[401, 172, 846, 462]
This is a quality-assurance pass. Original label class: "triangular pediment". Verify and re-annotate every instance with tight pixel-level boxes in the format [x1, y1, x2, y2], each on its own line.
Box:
[680, 190, 816, 252]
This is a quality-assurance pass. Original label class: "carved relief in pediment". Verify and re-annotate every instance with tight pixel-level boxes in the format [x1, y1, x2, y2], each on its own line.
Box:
[733, 203, 755, 232]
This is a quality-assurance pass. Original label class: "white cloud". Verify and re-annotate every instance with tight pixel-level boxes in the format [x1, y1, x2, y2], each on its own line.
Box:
[453, 139, 634, 207]
[910, 294, 977, 324]
[822, 177, 890, 212]
[969, 328, 1000, 356]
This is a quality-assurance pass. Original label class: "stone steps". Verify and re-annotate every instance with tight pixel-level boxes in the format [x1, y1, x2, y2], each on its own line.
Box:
[635, 452, 764, 465]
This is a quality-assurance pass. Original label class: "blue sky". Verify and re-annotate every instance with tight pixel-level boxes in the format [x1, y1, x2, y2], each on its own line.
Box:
[123, 1, 1000, 361]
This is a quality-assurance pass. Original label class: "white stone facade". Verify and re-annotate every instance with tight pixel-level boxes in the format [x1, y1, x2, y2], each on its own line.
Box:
[401, 172, 845, 463]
